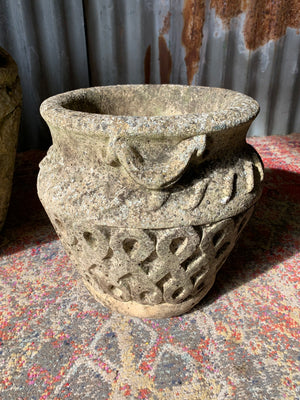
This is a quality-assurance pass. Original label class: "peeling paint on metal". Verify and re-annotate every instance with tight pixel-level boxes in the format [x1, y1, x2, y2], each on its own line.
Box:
[211, 0, 300, 50]
[182, 0, 206, 85]
[144, 45, 151, 84]
[158, 36, 172, 84]
[210, 0, 243, 27]
[243, 0, 300, 50]
[160, 11, 171, 35]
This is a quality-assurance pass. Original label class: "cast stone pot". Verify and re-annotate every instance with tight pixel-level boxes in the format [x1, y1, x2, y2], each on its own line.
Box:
[0, 47, 22, 231]
[37, 85, 264, 318]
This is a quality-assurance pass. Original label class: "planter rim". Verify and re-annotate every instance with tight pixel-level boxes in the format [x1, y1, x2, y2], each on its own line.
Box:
[40, 85, 259, 138]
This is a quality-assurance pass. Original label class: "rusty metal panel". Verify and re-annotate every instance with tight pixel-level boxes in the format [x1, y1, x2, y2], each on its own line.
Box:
[0, 0, 89, 150]
[85, 0, 300, 137]
[0, 0, 299, 150]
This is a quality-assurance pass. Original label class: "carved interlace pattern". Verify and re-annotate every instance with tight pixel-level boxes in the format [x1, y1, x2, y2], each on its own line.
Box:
[56, 207, 253, 306]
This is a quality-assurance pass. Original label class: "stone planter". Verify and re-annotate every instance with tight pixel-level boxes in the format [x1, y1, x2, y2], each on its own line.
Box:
[0, 47, 22, 231]
[38, 85, 264, 318]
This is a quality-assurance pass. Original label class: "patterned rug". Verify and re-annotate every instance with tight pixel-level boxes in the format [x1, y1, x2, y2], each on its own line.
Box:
[0, 134, 299, 400]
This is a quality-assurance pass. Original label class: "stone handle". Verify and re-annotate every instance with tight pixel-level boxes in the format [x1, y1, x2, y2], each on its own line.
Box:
[114, 135, 206, 190]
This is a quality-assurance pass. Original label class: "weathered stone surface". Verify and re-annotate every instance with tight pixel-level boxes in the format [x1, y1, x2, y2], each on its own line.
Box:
[0, 47, 22, 231]
[38, 85, 264, 318]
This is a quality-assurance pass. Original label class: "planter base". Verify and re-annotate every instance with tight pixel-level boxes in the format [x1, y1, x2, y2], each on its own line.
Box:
[53, 207, 254, 318]
[83, 277, 215, 319]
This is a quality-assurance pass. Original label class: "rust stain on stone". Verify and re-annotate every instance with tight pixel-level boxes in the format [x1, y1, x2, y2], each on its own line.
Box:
[210, 0, 243, 27]
[243, 0, 300, 50]
[160, 11, 171, 35]
[159, 36, 172, 84]
[182, 0, 206, 85]
[144, 45, 151, 84]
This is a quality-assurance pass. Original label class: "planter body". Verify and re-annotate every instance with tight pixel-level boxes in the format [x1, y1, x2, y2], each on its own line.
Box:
[38, 85, 263, 318]
[0, 48, 22, 231]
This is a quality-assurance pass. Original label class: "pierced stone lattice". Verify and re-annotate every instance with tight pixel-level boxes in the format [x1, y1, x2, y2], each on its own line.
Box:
[55, 207, 253, 306]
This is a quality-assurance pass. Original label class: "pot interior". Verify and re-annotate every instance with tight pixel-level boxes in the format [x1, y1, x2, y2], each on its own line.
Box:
[62, 85, 248, 117]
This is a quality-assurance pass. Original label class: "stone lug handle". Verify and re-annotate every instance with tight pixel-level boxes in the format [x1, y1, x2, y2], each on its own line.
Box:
[114, 135, 207, 190]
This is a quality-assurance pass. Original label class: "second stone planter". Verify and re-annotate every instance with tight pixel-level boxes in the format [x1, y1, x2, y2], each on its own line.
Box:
[38, 85, 264, 318]
[0, 47, 22, 231]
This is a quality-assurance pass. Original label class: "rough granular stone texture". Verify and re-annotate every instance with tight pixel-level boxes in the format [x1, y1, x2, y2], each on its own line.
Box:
[0, 47, 22, 231]
[38, 85, 264, 318]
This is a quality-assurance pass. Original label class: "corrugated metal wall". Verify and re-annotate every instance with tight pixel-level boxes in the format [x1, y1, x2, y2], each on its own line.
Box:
[0, 0, 89, 150]
[0, 0, 299, 151]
